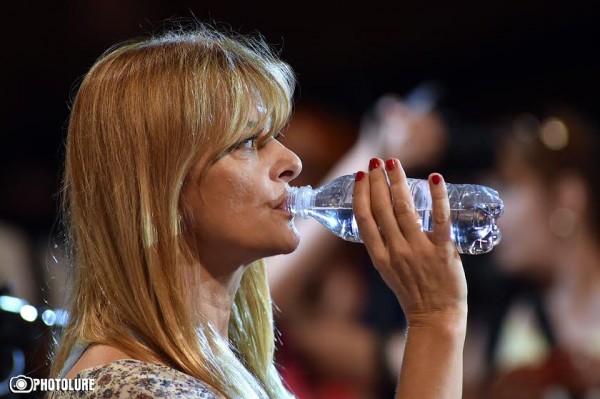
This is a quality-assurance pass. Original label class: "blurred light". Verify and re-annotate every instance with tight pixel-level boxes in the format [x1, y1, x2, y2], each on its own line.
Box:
[0, 295, 26, 314]
[42, 309, 57, 326]
[20, 304, 38, 322]
[1, 294, 69, 326]
[54, 309, 69, 326]
[540, 117, 569, 150]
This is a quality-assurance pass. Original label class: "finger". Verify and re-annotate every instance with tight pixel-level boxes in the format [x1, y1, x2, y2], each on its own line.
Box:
[352, 170, 387, 259]
[368, 158, 405, 244]
[428, 173, 452, 246]
[385, 158, 424, 241]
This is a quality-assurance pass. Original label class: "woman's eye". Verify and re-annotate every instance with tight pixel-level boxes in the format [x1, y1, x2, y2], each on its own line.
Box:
[237, 136, 258, 150]
[232, 131, 282, 153]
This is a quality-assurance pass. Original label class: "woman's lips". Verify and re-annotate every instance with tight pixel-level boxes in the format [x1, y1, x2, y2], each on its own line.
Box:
[272, 192, 292, 215]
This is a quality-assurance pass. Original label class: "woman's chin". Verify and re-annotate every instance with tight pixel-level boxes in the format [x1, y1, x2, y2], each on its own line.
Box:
[278, 233, 301, 255]
[273, 230, 301, 256]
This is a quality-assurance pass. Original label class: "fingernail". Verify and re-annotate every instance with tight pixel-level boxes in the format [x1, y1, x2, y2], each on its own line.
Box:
[385, 159, 396, 170]
[369, 158, 381, 170]
[431, 174, 441, 185]
[355, 171, 366, 182]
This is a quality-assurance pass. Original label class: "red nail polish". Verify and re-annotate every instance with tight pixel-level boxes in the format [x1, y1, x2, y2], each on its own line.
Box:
[355, 171, 366, 182]
[431, 174, 441, 185]
[385, 159, 396, 170]
[369, 158, 381, 170]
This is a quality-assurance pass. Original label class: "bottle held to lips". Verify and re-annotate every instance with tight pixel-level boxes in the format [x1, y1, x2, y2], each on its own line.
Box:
[284, 174, 504, 255]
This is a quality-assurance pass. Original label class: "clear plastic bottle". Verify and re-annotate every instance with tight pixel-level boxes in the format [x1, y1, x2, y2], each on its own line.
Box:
[284, 174, 504, 255]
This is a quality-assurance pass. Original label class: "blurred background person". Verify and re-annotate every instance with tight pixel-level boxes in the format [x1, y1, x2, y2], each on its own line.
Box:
[477, 106, 600, 398]
[0, 222, 36, 303]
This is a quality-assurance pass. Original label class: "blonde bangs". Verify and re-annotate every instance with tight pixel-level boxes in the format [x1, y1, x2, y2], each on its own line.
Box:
[192, 38, 295, 158]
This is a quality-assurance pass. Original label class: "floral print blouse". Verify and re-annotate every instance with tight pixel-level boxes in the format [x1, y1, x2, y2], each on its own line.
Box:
[47, 359, 219, 398]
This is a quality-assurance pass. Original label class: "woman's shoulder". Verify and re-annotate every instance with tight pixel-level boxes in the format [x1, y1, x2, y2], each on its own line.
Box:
[48, 359, 220, 398]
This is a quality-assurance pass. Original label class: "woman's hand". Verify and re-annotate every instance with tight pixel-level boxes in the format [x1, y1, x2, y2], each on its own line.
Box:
[354, 158, 467, 398]
[353, 157, 467, 327]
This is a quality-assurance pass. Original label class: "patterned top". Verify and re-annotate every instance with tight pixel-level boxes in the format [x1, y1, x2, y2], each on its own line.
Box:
[48, 359, 220, 398]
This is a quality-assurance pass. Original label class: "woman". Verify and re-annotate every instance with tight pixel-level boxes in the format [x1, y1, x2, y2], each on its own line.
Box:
[50, 26, 467, 398]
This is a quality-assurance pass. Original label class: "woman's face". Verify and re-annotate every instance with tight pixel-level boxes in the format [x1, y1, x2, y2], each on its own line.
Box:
[183, 123, 302, 269]
[495, 148, 558, 278]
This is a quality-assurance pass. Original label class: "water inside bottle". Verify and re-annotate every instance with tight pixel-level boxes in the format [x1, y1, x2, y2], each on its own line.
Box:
[417, 208, 502, 255]
[304, 206, 502, 254]
[304, 207, 361, 243]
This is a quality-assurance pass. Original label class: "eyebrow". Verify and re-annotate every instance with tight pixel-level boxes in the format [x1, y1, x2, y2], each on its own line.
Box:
[245, 114, 272, 133]
[246, 120, 259, 130]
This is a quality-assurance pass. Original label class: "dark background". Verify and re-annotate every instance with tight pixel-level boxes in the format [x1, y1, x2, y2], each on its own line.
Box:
[1, 0, 599, 255]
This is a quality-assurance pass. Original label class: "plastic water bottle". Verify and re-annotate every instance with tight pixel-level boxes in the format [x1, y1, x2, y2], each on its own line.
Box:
[284, 174, 504, 255]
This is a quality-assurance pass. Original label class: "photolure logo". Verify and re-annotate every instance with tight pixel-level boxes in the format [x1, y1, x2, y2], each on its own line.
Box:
[9, 375, 95, 394]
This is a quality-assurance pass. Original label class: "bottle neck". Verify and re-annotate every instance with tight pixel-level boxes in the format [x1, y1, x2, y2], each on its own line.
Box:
[284, 185, 314, 218]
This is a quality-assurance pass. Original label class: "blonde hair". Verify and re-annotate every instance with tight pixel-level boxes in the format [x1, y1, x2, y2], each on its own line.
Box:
[51, 25, 295, 398]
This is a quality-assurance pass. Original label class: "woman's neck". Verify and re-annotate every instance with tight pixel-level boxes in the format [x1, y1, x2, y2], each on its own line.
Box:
[192, 263, 247, 338]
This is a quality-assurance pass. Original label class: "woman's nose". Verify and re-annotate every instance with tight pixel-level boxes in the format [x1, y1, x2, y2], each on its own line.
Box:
[273, 140, 302, 183]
